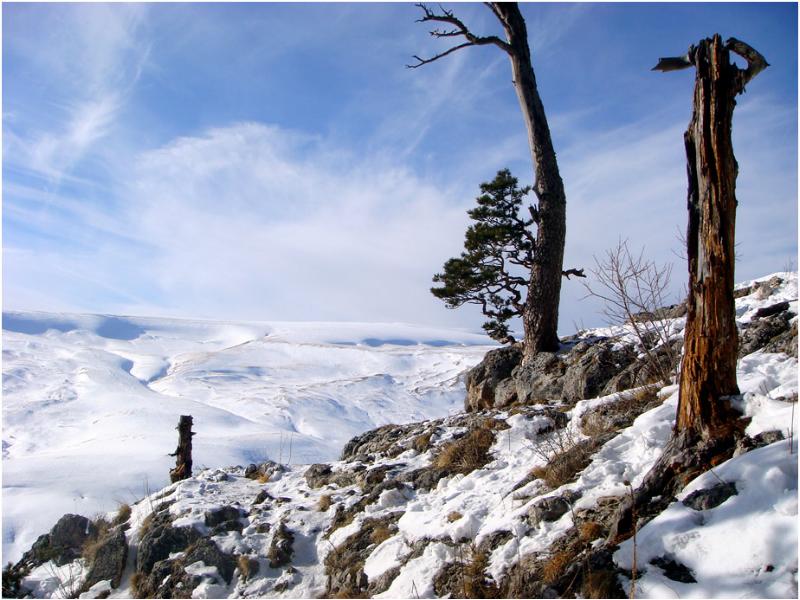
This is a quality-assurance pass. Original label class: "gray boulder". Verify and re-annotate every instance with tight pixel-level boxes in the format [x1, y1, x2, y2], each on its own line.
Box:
[81, 527, 128, 591]
[513, 352, 565, 405]
[24, 514, 97, 567]
[465, 345, 524, 411]
[137, 512, 200, 573]
[740, 304, 796, 358]
[562, 342, 632, 403]
[683, 482, 737, 511]
[184, 538, 236, 584]
[528, 490, 581, 525]
[205, 505, 246, 535]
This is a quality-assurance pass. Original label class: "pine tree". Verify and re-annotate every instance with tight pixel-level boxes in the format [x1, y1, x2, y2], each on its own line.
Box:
[432, 169, 536, 343]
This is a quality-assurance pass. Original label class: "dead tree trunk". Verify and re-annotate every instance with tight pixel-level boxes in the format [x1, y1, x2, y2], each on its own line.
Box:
[169, 415, 195, 483]
[609, 36, 768, 543]
[669, 35, 768, 446]
[410, 3, 577, 359]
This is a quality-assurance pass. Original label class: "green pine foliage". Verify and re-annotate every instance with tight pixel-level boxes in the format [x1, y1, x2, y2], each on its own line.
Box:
[431, 169, 536, 343]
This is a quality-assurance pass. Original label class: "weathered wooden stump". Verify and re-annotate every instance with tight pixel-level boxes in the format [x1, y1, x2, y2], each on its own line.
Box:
[609, 35, 768, 545]
[169, 415, 195, 483]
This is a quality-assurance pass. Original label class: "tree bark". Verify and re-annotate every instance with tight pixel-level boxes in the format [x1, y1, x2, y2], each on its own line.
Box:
[169, 415, 195, 483]
[676, 35, 767, 444]
[490, 3, 567, 357]
[608, 35, 768, 545]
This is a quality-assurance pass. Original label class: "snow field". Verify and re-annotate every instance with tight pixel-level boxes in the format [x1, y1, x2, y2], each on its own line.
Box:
[2, 314, 492, 563]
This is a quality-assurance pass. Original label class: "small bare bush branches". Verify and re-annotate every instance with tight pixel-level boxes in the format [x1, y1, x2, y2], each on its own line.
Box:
[583, 239, 679, 386]
[529, 428, 597, 489]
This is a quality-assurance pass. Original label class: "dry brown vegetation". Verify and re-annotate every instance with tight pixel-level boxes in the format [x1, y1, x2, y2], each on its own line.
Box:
[435, 426, 496, 475]
[578, 521, 604, 542]
[413, 430, 434, 453]
[540, 549, 574, 585]
[530, 428, 597, 489]
[580, 386, 661, 438]
[447, 511, 463, 523]
[369, 524, 394, 546]
[581, 569, 621, 598]
[237, 555, 258, 581]
[456, 544, 499, 598]
[318, 494, 332, 512]
[130, 571, 146, 597]
[257, 472, 271, 484]
[113, 503, 132, 527]
[81, 516, 112, 564]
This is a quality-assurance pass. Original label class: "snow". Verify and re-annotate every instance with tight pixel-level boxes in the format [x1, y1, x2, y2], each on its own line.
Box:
[616, 440, 798, 598]
[2, 314, 492, 562]
[5, 271, 798, 599]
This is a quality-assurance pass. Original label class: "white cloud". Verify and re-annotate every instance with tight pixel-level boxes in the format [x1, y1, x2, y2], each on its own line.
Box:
[111, 122, 477, 325]
[4, 4, 149, 182]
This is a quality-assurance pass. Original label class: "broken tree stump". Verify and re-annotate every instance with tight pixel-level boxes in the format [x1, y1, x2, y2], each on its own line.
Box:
[169, 415, 195, 483]
[674, 35, 767, 445]
[608, 36, 768, 545]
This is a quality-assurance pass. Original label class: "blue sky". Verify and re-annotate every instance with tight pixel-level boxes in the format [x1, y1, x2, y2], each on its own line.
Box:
[3, 2, 797, 333]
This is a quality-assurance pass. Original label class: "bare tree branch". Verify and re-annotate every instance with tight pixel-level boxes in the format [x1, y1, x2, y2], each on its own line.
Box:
[562, 268, 586, 279]
[407, 3, 512, 68]
[726, 37, 769, 89]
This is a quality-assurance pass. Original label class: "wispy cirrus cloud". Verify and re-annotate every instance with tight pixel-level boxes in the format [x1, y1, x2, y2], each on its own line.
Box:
[4, 3, 150, 182]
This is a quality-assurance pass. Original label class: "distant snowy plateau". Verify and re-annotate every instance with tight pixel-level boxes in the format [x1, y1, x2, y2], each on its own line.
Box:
[2, 316, 492, 563]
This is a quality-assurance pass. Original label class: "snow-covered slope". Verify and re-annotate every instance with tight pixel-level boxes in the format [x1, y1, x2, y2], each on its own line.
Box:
[2, 315, 493, 563]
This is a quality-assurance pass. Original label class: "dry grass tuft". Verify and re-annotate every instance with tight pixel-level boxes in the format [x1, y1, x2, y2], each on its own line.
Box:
[237, 555, 259, 581]
[130, 571, 146, 597]
[481, 417, 510, 431]
[579, 521, 604, 542]
[541, 549, 574, 585]
[318, 494, 332, 512]
[369, 523, 394, 546]
[138, 511, 157, 538]
[81, 516, 113, 563]
[257, 472, 271, 484]
[413, 431, 434, 453]
[530, 428, 597, 489]
[581, 569, 620, 598]
[446, 511, 463, 523]
[113, 503, 132, 527]
[435, 427, 496, 475]
[461, 545, 499, 598]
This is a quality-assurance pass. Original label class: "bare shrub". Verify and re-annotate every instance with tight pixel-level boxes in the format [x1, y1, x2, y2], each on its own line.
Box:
[583, 239, 680, 386]
[529, 428, 596, 489]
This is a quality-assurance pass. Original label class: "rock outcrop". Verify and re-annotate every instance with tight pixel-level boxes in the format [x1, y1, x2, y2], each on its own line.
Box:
[464, 336, 658, 412]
